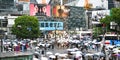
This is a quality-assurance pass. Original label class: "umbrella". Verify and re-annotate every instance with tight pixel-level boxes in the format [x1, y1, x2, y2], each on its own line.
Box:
[72, 48, 79, 51]
[107, 45, 115, 48]
[94, 52, 105, 56]
[35, 47, 39, 49]
[67, 49, 75, 52]
[76, 53, 82, 57]
[46, 51, 53, 55]
[71, 51, 82, 55]
[85, 53, 93, 56]
[33, 58, 39, 60]
[55, 53, 60, 56]
[114, 50, 120, 53]
[117, 54, 120, 56]
[49, 55, 56, 58]
[41, 56, 48, 60]
[58, 54, 68, 57]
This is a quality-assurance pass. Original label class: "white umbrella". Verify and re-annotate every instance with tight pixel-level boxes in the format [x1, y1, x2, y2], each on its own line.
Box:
[113, 48, 119, 51]
[85, 53, 93, 56]
[108, 45, 115, 48]
[76, 53, 82, 58]
[13, 43, 17, 46]
[71, 51, 82, 55]
[67, 49, 75, 52]
[46, 51, 53, 55]
[55, 53, 60, 56]
[41, 57, 48, 60]
[94, 52, 105, 56]
[35, 47, 39, 49]
[72, 48, 79, 51]
[49, 55, 56, 58]
[114, 50, 120, 53]
[59, 54, 68, 57]
[33, 58, 39, 60]
[76, 51, 82, 54]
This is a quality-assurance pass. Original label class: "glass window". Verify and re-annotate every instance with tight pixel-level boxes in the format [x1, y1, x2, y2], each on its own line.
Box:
[50, 23, 53, 27]
[54, 23, 56, 27]
[41, 23, 44, 27]
[58, 23, 62, 27]
[45, 23, 48, 27]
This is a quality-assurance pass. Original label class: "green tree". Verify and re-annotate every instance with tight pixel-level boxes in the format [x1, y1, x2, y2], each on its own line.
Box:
[100, 16, 113, 31]
[11, 15, 40, 39]
[110, 8, 120, 25]
[100, 8, 120, 33]
[93, 27, 102, 39]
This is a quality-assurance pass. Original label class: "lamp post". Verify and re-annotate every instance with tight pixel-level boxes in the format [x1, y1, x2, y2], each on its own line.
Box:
[55, 23, 57, 42]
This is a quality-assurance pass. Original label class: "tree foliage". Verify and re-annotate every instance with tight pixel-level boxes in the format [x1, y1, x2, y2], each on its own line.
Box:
[11, 15, 40, 39]
[110, 8, 120, 25]
[100, 8, 120, 32]
[93, 27, 103, 39]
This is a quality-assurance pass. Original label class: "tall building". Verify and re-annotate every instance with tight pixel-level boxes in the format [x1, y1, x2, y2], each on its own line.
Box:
[108, 0, 115, 9]
[0, 0, 15, 15]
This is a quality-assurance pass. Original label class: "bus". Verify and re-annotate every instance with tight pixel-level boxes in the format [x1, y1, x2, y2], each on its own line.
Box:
[98, 34, 120, 45]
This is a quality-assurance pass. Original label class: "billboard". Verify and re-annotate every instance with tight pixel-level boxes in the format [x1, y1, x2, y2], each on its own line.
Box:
[35, 0, 51, 4]
[18, 0, 30, 2]
[30, 3, 51, 16]
[92, 10, 110, 22]
[52, 5, 70, 18]
[39, 21, 63, 30]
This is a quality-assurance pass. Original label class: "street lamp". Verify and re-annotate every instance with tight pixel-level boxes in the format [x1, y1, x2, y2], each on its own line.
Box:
[54, 23, 59, 43]
[55, 23, 57, 42]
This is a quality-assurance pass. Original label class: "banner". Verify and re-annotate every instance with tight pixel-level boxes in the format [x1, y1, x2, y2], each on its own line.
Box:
[92, 10, 110, 22]
[30, 3, 50, 16]
[52, 5, 70, 18]
[18, 0, 30, 2]
[35, 0, 51, 4]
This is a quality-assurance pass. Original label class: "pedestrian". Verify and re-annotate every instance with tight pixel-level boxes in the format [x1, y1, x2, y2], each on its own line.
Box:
[52, 44, 54, 49]
[73, 56, 76, 60]
[41, 50, 44, 55]
[54, 55, 58, 60]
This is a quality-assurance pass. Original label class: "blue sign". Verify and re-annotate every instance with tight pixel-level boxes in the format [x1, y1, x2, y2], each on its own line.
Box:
[39, 21, 63, 30]
[110, 40, 120, 45]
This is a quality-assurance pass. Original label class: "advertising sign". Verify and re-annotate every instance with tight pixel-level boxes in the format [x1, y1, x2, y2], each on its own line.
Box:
[18, 0, 30, 2]
[35, 0, 51, 4]
[92, 10, 110, 22]
[30, 3, 50, 16]
[52, 5, 70, 18]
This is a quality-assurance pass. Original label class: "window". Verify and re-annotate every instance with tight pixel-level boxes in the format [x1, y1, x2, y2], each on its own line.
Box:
[54, 23, 57, 27]
[45, 23, 48, 27]
[58, 23, 61, 27]
[41, 23, 44, 27]
[50, 23, 53, 27]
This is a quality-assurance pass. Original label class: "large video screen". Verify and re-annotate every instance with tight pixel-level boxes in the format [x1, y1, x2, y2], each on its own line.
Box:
[34, 0, 51, 4]
[18, 0, 30, 2]
[92, 10, 110, 22]
[52, 5, 70, 18]
[30, 3, 51, 16]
